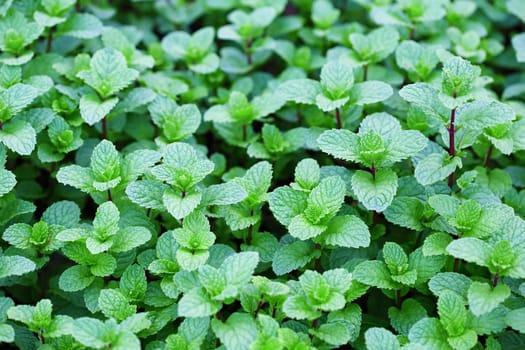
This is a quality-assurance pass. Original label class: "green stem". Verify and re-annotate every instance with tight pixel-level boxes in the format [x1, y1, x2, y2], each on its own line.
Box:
[247, 208, 254, 244]
[242, 124, 247, 142]
[363, 64, 368, 81]
[246, 38, 252, 65]
[101, 117, 108, 140]
[395, 289, 401, 307]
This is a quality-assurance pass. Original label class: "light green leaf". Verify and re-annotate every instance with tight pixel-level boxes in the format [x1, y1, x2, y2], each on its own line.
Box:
[446, 238, 491, 267]
[79, 94, 118, 126]
[311, 321, 351, 346]
[220, 252, 259, 287]
[272, 240, 317, 276]
[353, 260, 400, 290]
[351, 168, 398, 212]
[178, 288, 221, 318]
[408, 318, 452, 350]
[456, 101, 516, 131]
[506, 308, 525, 333]
[322, 215, 370, 248]
[0, 255, 35, 278]
[0, 120, 36, 155]
[349, 81, 393, 105]
[468, 282, 510, 316]
[269, 186, 308, 227]
[384, 197, 424, 231]
[0, 169, 16, 197]
[56, 13, 103, 38]
[317, 129, 360, 162]
[163, 188, 202, 220]
[211, 313, 258, 350]
[126, 180, 168, 210]
[414, 153, 461, 186]
[56, 165, 95, 193]
[201, 182, 248, 206]
[365, 327, 400, 350]
[277, 79, 321, 105]
[512, 33, 525, 62]
[111, 226, 151, 253]
[58, 265, 95, 292]
[98, 289, 136, 322]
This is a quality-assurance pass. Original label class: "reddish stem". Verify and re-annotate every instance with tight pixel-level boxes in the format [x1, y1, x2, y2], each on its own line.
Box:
[247, 208, 254, 244]
[101, 118, 108, 140]
[448, 92, 457, 188]
[107, 189, 112, 202]
[492, 273, 499, 287]
[335, 107, 342, 129]
[484, 145, 493, 168]
[246, 38, 252, 65]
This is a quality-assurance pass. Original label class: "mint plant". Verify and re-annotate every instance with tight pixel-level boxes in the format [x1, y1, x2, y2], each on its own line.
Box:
[1, 1, 525, 349]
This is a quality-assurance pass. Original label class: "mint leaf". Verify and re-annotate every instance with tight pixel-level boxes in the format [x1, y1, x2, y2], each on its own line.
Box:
[211, 313, 258, 350]
[468, 282, 510, 316]
[365, 327, 400, 350]
[351, 168, 398, 212]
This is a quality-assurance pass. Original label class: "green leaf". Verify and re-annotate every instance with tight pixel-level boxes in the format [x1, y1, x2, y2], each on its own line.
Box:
[506, 308, 525, 333]
[56, 165, 95, 193]
[446, 238, 491, 267]
[56, 13, 103, 38]
[211, 313, 258, 350]
[201, 182, 248, 206]
[126, 180, 168, 210]
[78, 47, 139, 98]
[320, 60, 354, 99]
[351, 168, 398, 212]
[456, 101, 516, 131]
[321, 215, 370, 248]
[399, 83, 448, 126]
[90, 140, 120, 186]
[272, 240, 317, 275]
[415, 153, 461, 186]
[98, 289, 136, 322]
[389, 299, 428, 336]
[0, 120, 36, 155]
[178, 288, 221, 318]
[293, 158, 320, 190]
[0, 83, 39, 119]
[512, 33, 525, 62]
[441, 56, 480, 97]
[277, 79, 321, 105]
[310, 321, 351, 346]
[71, 317, 106, 348]
[408, 318, 452, 350]
[350, 26, 399, 63]
[163, 188, 202, 220]
[437, 291, 467, 336]
[317, 129, 360, 163]
[365, 327, 400, 350]
[79, 94, 118, 126]
[0, 323, 14, 343]
[120, 264, 147, 301]
[304, 176, 345, 223]
[220, 252, 259, 287]
[384, 197, 424, 231]
[468, 282, 510, 316]
[349, 81, 393, 105]
[0, 169, 16, 197]
[353, 260, 400, 290]
[58, 265, 95, 292]
[111, 226, 152, 253]
[0, 255, 36, 278]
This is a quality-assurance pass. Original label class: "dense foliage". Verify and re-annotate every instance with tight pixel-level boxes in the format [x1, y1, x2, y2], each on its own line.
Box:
[1, 0, 525, 349]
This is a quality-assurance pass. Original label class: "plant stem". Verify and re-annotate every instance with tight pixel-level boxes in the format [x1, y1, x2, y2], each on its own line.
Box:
[395, 289, 401, 307]
[453, 258, 460, 272]
[363, 64, 368, 81]
[101, 117, 108, 140]
[242, 124, 247, 142]
[246, 38, 252, 65]
[247, 208, 254, 244]
[254, 301, 265, 318]
[46, 27, 55, 53]
[370, 166, 376, 180]
[409, 27, 415, 40]
[492, 273, 499, 287]
[448, 91, 457, 188]
[314, 243, 322, 272]
[107, 189, 112, 202]
[335, 107, 342, 129]
[484, 145, 493, 167]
